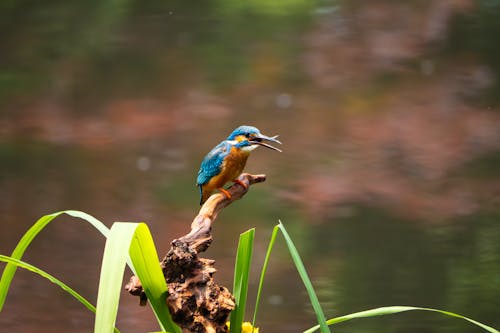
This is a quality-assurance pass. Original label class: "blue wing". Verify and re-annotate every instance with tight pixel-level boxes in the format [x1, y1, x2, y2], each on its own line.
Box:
[197, 141, 230, 185]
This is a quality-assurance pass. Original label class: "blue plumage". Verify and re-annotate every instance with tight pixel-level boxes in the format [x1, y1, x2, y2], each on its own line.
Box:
[196, 125, 281, 205]
[227, 125, 260, 140]
[196, 141, 230, 186]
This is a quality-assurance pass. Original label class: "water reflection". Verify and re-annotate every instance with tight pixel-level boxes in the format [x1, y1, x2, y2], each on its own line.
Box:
[1, 1, 500, 332]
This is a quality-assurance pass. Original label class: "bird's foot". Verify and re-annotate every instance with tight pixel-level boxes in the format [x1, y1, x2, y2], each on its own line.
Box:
[232, 179, 248, 190]
[218, 187, 232, 200]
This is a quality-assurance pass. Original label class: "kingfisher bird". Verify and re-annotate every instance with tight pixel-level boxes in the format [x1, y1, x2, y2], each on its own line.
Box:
[197, 125, 282, 205]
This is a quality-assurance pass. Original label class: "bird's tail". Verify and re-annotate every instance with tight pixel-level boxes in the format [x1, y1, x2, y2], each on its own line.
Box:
[199, 185, 210, 205]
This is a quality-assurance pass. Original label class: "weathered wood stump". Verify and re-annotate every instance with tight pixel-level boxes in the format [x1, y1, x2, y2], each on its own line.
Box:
[126, 173, 266, 333]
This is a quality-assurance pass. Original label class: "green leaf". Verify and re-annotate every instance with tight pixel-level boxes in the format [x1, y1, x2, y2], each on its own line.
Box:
[94, 222, 134, 333]
[230, 228, 255, 333]
[0, 210, 110, 311]
[277, 221, 330, 333]
[303, 306, 500, 333]
[129, 223, 180, 333]
[94, 222, 181, 333]
[251, 225, 279, 329]
[0, 255, 97, 315]
[0, 211, 179, 332]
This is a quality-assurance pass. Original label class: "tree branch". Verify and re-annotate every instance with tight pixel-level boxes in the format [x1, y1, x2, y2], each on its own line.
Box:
[126, 173, 266, 333]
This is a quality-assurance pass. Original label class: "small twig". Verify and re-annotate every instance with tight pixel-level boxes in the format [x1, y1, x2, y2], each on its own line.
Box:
[126, 173, 266, 333]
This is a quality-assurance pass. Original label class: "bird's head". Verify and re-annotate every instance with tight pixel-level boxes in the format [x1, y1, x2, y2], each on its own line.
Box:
[227, 125, 282, 152]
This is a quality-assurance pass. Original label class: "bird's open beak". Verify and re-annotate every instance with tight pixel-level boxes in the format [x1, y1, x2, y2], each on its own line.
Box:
[250, 134, 282, 152]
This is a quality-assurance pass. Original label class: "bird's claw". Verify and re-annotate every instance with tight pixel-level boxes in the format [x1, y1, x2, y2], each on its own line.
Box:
[218, 187, 232, 200]
[232, 179, 248, 190]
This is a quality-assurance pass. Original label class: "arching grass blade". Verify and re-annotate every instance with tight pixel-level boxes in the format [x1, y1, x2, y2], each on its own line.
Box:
[94, 222, 180, 333]
[128, 223, 180, 333]
[251, 225, 279, 329]
[0, 210, 110, 311]
[0, 255, 96, 315]
[277, 221, 330, 333]
[303, 306, 499, 333]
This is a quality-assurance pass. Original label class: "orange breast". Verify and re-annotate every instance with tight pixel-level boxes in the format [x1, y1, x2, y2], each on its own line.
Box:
[224, 147, 250, 179]
[206, 147, 249, 190]
[200, 147, 250, 203]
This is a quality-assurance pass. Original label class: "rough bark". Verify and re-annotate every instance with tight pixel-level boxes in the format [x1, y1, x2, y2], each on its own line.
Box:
[126, 173, 266, 333]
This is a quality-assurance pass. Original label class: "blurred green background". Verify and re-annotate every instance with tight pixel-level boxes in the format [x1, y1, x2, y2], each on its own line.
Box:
[1, 0, 499, 332]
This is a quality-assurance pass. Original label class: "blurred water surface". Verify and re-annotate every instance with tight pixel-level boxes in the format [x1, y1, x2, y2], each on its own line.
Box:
[1, 1, 500, 332]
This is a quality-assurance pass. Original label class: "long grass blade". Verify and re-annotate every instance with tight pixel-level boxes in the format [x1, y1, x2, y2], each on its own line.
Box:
[230, 228, 255, 333]
[0, 210, 110, 311]
[302, 306, 500, 333]
[0, 255, 121, 332]
[94, 222, 181, 333]
[0, 211, 179, 332]
[251, 225, 279, 329]
[65, 210, 111, 237]
[277, 221, 330, 333]
[129, 223, 181, 333]
[94, 222, 135, 333]
[0, 255, 96, 314]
